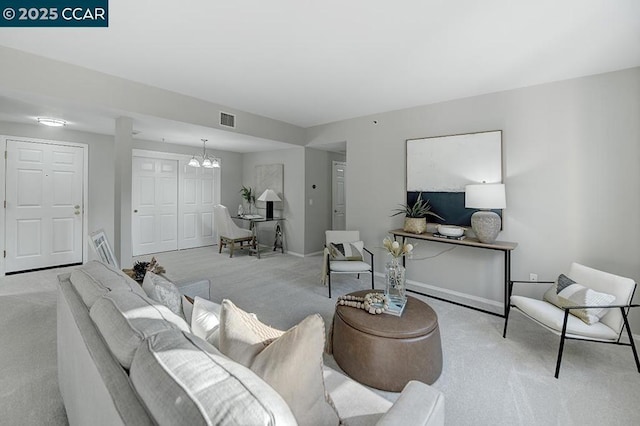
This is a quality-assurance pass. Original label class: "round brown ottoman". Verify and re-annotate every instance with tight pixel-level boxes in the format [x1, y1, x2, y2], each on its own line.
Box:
[332, 290, 442, 392]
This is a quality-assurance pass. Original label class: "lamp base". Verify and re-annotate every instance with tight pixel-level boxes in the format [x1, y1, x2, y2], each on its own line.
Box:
[266, 201, 274, 219]
[471, 211, 501, 244]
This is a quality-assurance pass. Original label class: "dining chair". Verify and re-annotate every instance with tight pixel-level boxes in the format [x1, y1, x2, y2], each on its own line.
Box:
[213, 204, 255, 258]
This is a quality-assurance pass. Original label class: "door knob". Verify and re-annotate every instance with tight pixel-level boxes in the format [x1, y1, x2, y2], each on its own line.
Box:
[134, 209, 138, 213]
[74, 210, 80, 215]
[74, 205, 80, 209]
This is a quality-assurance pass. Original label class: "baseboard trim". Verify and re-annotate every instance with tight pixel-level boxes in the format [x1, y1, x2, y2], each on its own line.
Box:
[245, 248, 315, 259]
[374, 272, 502, 315]
[408, 279, 503, 313]
[376, 273, 640, 341]
[286, 251, 304, 258]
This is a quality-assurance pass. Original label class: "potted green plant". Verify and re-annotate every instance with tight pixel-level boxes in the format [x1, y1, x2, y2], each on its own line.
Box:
[240, 185, 256, 214]
[391, 193, 444, 234]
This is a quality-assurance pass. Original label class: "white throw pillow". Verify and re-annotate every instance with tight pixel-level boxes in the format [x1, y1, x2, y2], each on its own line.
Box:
[544, 274, 616, 325]
[142, 272, 183, 318]
[219, 299, 339, 426]
[328, 240, 364, 261]
[557, 283, 616, 325]
[190, 297, 222, 346]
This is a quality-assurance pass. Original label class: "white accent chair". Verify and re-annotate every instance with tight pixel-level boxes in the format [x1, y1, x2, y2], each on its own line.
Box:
[213, 204, 255, 258]
[324, 230, 374, 298]
[503, 262, 640, 378]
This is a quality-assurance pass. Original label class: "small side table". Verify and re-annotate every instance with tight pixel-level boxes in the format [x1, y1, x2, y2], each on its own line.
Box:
[233, 216, 285, 259]
[332, 290, 443, 392]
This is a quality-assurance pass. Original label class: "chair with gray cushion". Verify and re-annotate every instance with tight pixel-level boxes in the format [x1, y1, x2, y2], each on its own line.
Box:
[503, 262, 640, 378]
[323, 230, 374, 298]
[213, 204, 255, 257]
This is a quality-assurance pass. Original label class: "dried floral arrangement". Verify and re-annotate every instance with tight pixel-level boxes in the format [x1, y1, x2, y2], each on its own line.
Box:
[123, 256, 166, 283]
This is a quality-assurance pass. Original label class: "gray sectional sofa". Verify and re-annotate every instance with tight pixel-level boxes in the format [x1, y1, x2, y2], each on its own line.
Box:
[57, 261, 445, 425]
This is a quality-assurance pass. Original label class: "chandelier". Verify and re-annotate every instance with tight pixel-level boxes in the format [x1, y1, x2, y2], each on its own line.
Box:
[188, 139, 220, 168]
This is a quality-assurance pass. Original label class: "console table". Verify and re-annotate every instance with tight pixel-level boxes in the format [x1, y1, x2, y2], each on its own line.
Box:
[389, 229, 517, 317]
[233, 216, 285, 259]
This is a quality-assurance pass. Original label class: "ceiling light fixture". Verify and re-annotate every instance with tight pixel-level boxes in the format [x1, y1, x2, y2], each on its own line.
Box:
[188, 139, 220, 168]
[37, 117, 66, 127]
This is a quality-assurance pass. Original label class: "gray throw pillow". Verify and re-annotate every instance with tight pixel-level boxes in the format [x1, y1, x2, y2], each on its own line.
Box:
[142, 271, 183, 318]
[130, 330, 297, 425]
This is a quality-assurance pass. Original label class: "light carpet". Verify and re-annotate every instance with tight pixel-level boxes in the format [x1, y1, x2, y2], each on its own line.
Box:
[1, 246, 639, 425]
[0, 266, 73, 426]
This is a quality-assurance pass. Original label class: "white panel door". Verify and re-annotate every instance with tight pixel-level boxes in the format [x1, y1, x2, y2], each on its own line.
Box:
[132, 157, 178, 256]
[5, 140, 84, 272]
[178, 162, 215, 249]
[332, 161, 346, 230]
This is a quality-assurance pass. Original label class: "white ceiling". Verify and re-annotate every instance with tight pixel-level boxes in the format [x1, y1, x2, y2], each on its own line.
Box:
[0, 0, 638, 152]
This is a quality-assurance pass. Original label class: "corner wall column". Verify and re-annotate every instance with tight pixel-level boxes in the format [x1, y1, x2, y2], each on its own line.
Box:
[114, 117, 133, 269]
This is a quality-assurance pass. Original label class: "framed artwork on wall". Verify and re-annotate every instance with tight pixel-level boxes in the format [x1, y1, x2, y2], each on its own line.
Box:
[255, 164, 284, 212]
[406, 130, 503, 227]
[90, 229, 119, 269]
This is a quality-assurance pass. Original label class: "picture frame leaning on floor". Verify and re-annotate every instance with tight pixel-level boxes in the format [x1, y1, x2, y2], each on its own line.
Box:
[89, 229, 118, 269]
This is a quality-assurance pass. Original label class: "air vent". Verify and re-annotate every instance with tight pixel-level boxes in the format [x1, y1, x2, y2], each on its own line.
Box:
[219, 111, 236, 128]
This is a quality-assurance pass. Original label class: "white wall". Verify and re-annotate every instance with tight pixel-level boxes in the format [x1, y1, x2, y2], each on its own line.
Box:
[0, 46, 305, 147]
[306, 67, 640, 329]
[242, 148, 305, 255]
[0, 121, 116, 264]
[0, 122, 245, 268]
[2, 52, 638, 330]
[0, 46, 308, 265]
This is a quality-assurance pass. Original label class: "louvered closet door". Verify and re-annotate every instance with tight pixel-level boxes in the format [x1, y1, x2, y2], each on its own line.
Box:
[131, 157, 178, 256]
[5, 140, 84, 272]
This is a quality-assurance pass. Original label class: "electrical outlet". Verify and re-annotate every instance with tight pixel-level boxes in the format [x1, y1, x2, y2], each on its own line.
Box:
[529, 273, 538, 282]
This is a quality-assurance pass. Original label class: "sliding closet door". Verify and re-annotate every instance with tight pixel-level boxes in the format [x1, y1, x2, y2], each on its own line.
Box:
[131, 157, 178, 256]
[178, 162, 215, 249]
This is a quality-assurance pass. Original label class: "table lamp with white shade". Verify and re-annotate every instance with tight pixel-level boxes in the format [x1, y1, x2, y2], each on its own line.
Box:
[465, 183, 506, 244]
[258, 189, 282, 219]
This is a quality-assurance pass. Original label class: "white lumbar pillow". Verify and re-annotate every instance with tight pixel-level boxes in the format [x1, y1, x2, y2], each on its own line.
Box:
[190, 297, 221, 346]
